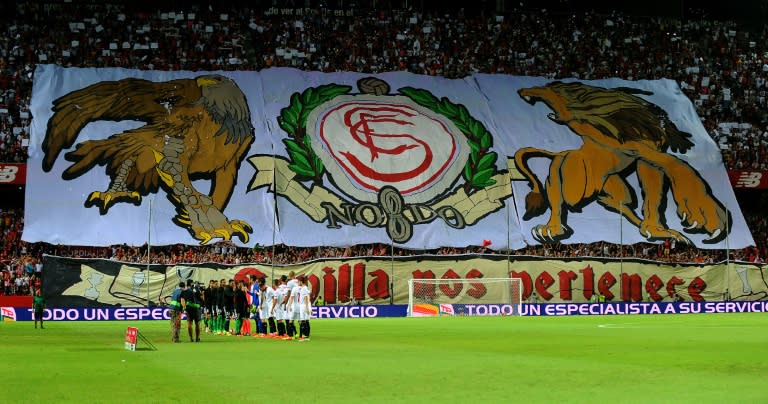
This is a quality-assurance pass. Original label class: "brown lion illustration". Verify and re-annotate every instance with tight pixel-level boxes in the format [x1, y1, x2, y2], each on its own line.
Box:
[515, 81, 729, 244]
[42, 75, 254, 244]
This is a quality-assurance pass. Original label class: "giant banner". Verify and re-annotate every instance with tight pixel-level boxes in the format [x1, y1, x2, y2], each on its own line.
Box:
[42, 255, 767, 307]
[25, 66, 753, 249]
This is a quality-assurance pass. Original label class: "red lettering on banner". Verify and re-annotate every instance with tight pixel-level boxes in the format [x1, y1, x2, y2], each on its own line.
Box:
[234, 267, 266, 282]
[558, 270, 578, 300]
[312, 262, 712, 303]
[320, 264, 389, 302]
[666, 276, 685, 299]
[598, 272, 616, 300]
[338, 263, 351, 303]
[688, 277, 706, 301]
[412, 270, 436, 299]
[580, 266, 595, 300]
[367, 269, 390, 299]
[439, 269, 463, 298]
[307, 275, 320, 304]
[646, 275, 664, 301]
[412, 268, 487, 298]
[535, 272, 555, 300]
[44, 258, 728, 307]
[621, 273, 643, 302]
[322, 267, 337, 304]
[466, 269, 487, 299]
[352, 263, 365, 301]
[509, 270, 533, 300]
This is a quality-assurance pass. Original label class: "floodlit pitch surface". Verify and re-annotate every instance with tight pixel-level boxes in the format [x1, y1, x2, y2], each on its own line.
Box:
[1, 314, 766, 403]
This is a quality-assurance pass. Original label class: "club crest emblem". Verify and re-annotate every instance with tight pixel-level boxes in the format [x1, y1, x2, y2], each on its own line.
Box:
[248, 78, 518, 243]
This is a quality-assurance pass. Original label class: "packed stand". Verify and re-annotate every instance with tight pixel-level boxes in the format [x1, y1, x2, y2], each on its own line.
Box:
[0, 3, 768, 164]
[2, 204, 765, 295]
[0, 3, 767, 294]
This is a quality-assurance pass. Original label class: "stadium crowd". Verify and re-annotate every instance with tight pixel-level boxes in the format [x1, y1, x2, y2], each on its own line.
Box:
[1, 1, 767, 294]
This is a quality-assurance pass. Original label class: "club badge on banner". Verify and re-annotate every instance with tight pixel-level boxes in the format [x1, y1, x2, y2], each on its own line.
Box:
[25, 65, 753, 250]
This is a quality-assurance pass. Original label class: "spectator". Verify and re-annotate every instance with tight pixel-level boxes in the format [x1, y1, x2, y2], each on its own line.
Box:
[0, 2, 764, 286]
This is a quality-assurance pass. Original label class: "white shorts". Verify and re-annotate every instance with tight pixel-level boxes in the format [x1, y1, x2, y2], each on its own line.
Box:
[261, 303, 271, 319]
[299, 306, 311, 321]
[290, 303, 301, 321]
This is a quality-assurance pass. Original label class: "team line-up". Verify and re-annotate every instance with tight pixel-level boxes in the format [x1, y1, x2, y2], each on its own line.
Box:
[169, 271, 312, 343]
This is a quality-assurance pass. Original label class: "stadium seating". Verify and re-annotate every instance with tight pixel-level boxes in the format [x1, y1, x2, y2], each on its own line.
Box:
[1, 2, 766, 293]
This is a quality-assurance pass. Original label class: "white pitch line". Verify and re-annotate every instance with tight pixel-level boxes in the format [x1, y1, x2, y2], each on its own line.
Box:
[598, 323, 760, 329]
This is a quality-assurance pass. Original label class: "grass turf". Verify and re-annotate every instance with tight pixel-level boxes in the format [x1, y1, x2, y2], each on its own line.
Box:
[1, 314, 767, 403]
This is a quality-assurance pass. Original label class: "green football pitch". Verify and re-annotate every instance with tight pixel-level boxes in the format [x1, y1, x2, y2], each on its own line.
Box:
[2, 314, 767, 403]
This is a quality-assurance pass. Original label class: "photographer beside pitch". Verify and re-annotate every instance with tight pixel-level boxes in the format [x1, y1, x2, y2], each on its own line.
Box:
[169, 282, 185, 342]
[181, 280, 203, 342]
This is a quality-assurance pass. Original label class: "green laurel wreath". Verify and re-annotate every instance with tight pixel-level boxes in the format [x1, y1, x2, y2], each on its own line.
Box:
[398, 87, 498, 193]
[277, 84, 353, 180]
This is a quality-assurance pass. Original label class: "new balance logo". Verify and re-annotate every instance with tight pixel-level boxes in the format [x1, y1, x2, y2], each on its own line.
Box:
[736, 171, 762, 188]
[0, 165, 18, 183]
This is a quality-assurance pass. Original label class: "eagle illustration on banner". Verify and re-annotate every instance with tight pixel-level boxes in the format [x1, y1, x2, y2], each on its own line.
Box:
[26, 67, 749, 249]
[41, 75, 254, 244]
[514, 81, 730, 244]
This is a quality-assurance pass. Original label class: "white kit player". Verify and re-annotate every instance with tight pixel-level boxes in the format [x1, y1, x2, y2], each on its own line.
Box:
[279, 271, 298, 339]
[297, 276, 312, 341]
[278, 277, 292, 338]
[284, 272, 299, 339]
[289, 277, 302, 321]
[260, 279, 276, 336]
[271, 278, 285, 338]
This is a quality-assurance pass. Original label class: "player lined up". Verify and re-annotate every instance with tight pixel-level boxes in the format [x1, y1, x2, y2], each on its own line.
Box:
[170, 271, 313, 342]
[265, 272, 312, 341]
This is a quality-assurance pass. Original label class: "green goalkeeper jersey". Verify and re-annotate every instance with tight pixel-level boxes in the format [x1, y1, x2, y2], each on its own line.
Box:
[33, 295, 45, 311]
